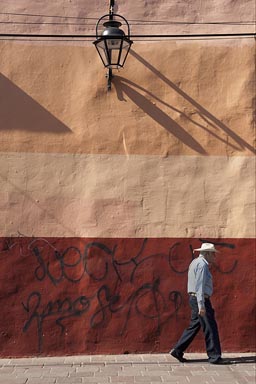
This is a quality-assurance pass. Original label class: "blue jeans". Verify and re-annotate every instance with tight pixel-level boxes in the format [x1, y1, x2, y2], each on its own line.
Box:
[173, 296, 221, 362]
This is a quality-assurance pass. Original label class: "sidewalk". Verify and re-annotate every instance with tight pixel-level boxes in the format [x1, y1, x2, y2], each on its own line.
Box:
[0, 353, 255, 384]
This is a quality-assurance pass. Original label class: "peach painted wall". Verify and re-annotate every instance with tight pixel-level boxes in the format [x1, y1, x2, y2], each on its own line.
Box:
[0, 1, 255, 356]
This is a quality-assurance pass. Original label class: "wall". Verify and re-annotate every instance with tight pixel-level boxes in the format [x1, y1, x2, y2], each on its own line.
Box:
[0, 0, 255, 356]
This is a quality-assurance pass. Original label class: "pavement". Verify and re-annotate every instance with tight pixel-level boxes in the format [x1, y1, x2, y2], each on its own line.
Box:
[0, 353, 255, 384]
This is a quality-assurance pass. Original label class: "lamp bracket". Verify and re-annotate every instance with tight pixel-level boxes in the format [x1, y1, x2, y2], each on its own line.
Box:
[109, 0, 115, 17]
[105, 68, 113, 91]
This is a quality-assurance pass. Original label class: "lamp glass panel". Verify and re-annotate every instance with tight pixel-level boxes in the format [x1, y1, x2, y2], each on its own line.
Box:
[106, 38, 122, 49]
[122, 40, 130, 49]
[96, 43, 110, 66]
[108, 49, 121, 67]
[96, 39, 106, 49]
[94, 36, 132, 68]
[118, 45, 130, 67]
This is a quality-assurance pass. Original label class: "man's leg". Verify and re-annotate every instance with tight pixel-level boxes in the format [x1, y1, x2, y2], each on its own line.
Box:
[200, 299, 222, 363]
[172, 296, 201, 357]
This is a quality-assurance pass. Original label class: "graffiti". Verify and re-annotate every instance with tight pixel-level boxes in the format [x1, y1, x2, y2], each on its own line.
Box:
[22, 291, 90, 353]
[22, 283, 182, 353]
[14, 238, 237, 353]
[199, 239, 238, 274]
[27, 237, 237, 286]
[30, 240, 117, 285]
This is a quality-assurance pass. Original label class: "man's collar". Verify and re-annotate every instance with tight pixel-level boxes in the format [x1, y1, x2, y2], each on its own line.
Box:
[199, 254, 209, 265]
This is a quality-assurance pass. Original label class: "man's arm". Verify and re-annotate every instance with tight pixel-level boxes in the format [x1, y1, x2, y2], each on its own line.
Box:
[195, 265, 207, 316]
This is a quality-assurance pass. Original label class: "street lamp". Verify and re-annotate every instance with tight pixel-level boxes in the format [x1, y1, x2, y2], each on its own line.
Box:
[93, 0, 133, 90]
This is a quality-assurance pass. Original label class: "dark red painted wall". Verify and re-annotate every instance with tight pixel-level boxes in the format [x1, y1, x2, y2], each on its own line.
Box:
[0, 237, 255, 357]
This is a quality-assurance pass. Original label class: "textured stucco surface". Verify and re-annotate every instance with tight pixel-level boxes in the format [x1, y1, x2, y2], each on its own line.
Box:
[0, 40, 255, 156]
[1, 0, 255, 36]
[0, 153, 255, 238]
[0, 237, 255, 357]
[0, 0, 255, 356]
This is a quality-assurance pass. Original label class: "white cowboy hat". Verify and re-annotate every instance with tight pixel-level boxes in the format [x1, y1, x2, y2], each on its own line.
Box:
[193, 243, 219, 253]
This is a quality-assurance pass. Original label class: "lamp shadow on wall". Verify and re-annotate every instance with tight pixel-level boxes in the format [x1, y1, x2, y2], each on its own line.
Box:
[114, 76, 207, 155]
[0, 74, 71, 133]
[113, 50, 255, 155]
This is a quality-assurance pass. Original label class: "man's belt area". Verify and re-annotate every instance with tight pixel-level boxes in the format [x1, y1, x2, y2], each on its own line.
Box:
[189, 292, 210, 299]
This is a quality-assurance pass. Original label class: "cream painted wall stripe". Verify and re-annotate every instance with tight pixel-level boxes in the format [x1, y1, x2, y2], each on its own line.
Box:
[0, 152, 255, 238]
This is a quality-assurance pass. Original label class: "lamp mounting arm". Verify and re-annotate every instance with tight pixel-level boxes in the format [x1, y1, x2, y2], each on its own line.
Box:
[106, 68, 113, 91]
[109, 0, 115, 19]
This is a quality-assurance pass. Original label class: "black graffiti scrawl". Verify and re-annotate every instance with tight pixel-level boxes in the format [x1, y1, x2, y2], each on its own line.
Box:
[17, 238, 237, 353]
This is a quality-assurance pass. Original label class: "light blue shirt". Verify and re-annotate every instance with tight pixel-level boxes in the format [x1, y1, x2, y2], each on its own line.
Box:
[187, 255, 213, 310]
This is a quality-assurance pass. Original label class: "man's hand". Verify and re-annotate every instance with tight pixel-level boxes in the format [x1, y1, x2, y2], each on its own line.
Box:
[199, 308, 206, 316]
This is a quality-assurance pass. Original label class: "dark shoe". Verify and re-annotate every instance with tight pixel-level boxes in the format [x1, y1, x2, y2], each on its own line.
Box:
[170, 349, 187, 362]
[209, 357, 225, 364]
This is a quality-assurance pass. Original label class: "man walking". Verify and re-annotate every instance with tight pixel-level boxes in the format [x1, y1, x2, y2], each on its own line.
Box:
[170, 243, 222, 364]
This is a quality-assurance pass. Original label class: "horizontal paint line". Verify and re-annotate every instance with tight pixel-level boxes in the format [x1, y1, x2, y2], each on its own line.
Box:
[0, 152, 255, 238]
